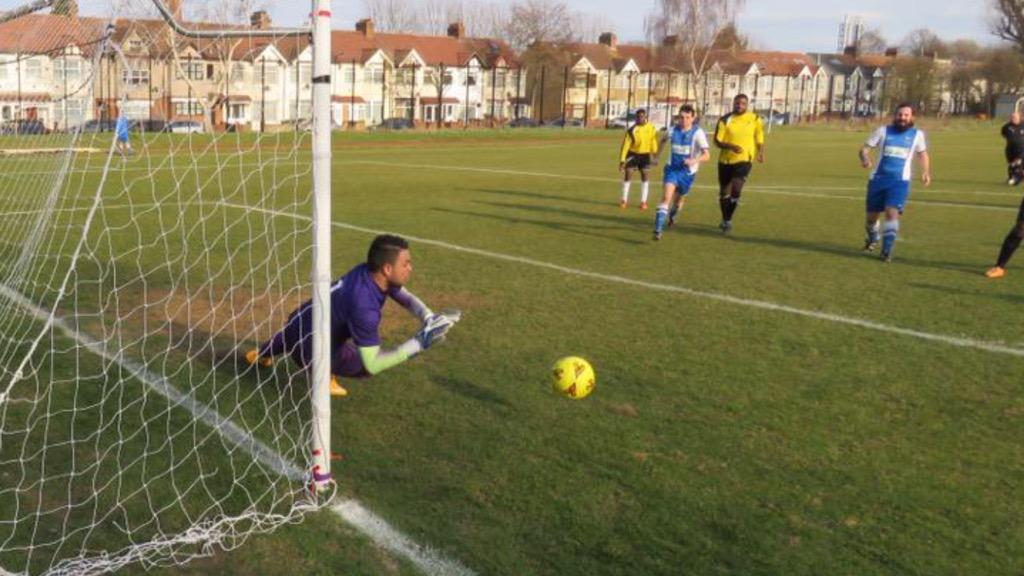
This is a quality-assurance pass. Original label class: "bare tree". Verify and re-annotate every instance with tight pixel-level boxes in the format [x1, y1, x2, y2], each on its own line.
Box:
[363, 0, 418, 32]
[504, 0, 576, 51]
[644, 0, 747, 114]
[901, 28, 946, 58]
[855, 27, 888, 54]
[462, 1, 508, 39]
[993, 0, 1024, 54]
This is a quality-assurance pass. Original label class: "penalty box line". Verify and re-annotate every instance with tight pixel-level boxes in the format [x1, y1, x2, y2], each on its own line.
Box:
[221, 201, 1024, 360]
[0, 283, 475, 576]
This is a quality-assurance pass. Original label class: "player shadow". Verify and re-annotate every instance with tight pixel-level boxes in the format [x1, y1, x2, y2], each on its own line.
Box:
[429, 375, 515, 412]
[432, 206, 648, 246]
[907, 282, 1024, 305]
[676, 223, 983, 274]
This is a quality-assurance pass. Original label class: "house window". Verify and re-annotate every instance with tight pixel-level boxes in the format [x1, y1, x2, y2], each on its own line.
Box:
[229, 103, 247, 122]
[231, 63, 247, 84]
[123, 100, 150, 119]
[128, 39, 144, 52]
[177, 61, 205, 80]
[122, 67, 149, 86]
[366, 65, 384, 84]
[63, 98, 84, 127]
[442, 70, 454, 86]
[25, 58, 41, 80]
[255, 63, 278, 85]
[295, 62, 312, 85]
[341, 65, 358, 84]
[616, 74, 631, 89]
[55, 58, 82, 83]
[465, 71, 478, 86]
[173, 100, 202, 116]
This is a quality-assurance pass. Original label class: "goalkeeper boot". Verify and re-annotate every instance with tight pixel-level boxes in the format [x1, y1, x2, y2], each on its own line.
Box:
[985, 266, 1007, 279]
[330, 376, 349, 397]
[245, 349, 273, 368]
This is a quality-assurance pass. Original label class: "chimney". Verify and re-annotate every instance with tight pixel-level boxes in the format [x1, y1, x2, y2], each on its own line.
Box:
[447, 22, 465, 39]
[599, 32, 617, 49]
[52, 0, 78, 18]
[662, 35, 678, 48]
[356, 18, 375, 39]
[250, 10, 271, 30]
[166, 0, 182, 21]
[885, 47, 898, 57]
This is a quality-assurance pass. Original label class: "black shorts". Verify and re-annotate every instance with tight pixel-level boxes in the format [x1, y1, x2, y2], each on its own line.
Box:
[624, 153, 652, 171]
[718, 162, 753, 188]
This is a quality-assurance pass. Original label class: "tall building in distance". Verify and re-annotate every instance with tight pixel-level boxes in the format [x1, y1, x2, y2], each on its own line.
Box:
[838, 14, 866, 52]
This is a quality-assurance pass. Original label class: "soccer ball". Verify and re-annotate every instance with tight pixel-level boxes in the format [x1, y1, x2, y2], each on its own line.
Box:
[551, 356, 596, 400]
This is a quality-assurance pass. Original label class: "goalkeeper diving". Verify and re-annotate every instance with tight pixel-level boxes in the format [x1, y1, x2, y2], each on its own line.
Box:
[245, 234, 460, 396]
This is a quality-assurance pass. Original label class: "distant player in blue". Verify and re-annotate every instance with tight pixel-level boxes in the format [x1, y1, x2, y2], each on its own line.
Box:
[115, 115, 133, 159]
[652, 104, 710, 240]
[859, 103, 931, 262]
[246, 235, 460, 397]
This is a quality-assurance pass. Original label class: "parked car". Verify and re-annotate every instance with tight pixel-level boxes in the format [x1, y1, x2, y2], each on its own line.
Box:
[607, 114, 633, 129]
[371, 118, 415, 131]
[166, 120, 204, 134]
[543, 117, 584, 128]
[80, 119, 119, 133]
[0, 119, 50, 135]
[507, 117, 539, 128]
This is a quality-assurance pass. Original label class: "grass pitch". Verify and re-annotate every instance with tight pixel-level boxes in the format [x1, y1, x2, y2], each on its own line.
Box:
[1, 121, 1022, 575]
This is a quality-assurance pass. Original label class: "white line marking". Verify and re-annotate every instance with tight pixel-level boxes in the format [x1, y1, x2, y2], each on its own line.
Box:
[347, 160, 1024, 211]
[224, 202, 1024, 359]
[333, 501, 474, 576]
[0, 284, 475, 576]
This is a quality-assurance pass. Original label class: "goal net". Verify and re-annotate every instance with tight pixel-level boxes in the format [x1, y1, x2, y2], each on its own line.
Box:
[0, 0, 334, 573]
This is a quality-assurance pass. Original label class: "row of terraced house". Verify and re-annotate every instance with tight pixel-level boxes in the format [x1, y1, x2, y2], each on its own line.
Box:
[0, 2, 937, 133]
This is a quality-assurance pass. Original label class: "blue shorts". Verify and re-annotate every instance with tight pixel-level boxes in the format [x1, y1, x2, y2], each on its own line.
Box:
[663, 168, 696, 196]
[866, 179, 910, 213]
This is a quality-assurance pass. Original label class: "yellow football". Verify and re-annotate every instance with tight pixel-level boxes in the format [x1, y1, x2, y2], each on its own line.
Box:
[551, 356, 596, 400]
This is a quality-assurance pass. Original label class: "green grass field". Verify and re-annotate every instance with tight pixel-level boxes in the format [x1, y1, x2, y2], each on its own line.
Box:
[1, 121, 1023, 575]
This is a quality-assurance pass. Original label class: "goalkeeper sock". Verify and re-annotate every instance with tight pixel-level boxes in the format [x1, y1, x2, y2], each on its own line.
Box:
[621, 182, 631, 204]
[640, 181, 650, 204]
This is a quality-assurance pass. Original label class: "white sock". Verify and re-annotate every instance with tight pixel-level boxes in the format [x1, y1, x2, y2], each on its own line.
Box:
[621, 182, 631, 203]
[641, 181, 650, 203]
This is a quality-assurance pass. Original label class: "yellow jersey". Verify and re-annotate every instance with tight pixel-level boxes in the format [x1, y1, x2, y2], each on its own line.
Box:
[714, 112, 765, 164]
[619, 122, 659, 162]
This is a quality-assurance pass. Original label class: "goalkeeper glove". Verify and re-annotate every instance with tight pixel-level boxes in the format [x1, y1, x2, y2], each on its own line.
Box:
[415, 309, 462, 350]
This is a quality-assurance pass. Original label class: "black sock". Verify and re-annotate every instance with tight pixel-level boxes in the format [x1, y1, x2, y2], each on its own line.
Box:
[724, 197, 739, 221]
[997, 230, 1023, 268]
[719, 196, 731, 220]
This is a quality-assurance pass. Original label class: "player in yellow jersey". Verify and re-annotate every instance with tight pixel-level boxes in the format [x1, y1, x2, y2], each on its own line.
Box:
[618, 109, 659, 210]
[714, 94, 765, 233]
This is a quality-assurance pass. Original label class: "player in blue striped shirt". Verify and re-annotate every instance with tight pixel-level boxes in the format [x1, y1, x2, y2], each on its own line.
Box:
[859, 103, 932, 262]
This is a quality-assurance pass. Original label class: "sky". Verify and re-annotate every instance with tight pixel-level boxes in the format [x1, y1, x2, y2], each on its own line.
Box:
[17, 0, 995, 53]
[324, 0, 994, 52]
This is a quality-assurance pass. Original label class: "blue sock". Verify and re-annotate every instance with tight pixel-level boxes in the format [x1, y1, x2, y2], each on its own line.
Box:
[654, 207, 669, 234]
[882, 221, 899, 254]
